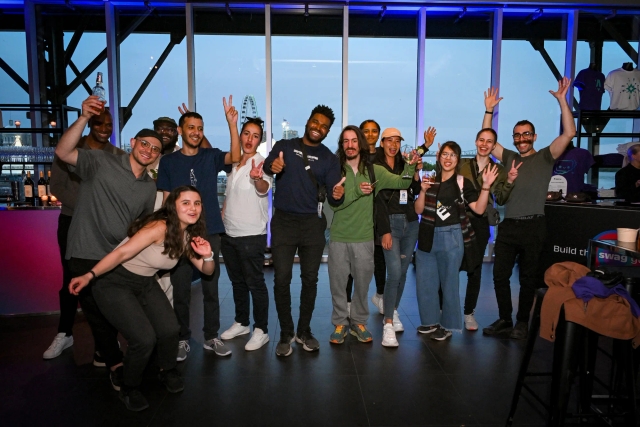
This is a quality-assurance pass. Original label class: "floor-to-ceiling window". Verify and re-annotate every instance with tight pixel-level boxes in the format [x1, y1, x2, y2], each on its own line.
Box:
[0, 5, 27, 108]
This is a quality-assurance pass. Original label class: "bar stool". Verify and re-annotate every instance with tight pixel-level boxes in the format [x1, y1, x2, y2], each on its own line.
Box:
[506, 287, 638, 426]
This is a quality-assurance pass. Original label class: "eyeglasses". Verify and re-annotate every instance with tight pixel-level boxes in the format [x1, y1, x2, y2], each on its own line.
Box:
[138, 139, 162, 154]
[440, 152, 457, 159]
[512, 131, 533, 140]
[156, 126, 176, 134]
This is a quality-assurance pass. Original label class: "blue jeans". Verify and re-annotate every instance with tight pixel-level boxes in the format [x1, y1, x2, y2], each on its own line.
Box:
[382, 215, 419, 320]
[416, 224, 464, 331]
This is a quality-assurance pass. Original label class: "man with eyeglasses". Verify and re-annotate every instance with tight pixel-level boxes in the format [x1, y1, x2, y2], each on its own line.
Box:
[54, 95, 162, 391]
[480, 78, 576, 340]
[156, 98, 241, 360]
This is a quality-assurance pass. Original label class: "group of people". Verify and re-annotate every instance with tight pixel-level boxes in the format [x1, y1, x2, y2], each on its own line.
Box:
[42, 76, 577, 412]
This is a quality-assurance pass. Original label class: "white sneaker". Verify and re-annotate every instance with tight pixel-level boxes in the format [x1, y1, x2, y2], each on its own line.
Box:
[371, 293, 384, 315]
[392, 310, 404, 332]
[221, 322, 250, 340]
[245, 328, 270, 351]
[43, 333, 74, 359]
[382, 323, 399, 347]
[464, 312, 479, 331]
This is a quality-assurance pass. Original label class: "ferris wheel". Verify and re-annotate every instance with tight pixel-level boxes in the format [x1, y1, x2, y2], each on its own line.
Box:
[240, 95, 265, 142]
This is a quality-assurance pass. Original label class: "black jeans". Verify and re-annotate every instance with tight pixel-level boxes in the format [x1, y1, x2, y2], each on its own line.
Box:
[271, 209, 326, 337]
[221, 234, 269, 333]
[171, 233, 221, 341]
[93, 265, 179, 388]
[492, 216, 546, 323]
[346, 244, 386, 301]
[69, 258, 124, 369]
[463, 215, 491, 315]
[57, 214, 77, 336]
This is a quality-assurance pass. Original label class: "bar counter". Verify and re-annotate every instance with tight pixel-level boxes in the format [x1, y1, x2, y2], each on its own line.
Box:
[0, 206, 62, 315]
[541, 202, 640, 272]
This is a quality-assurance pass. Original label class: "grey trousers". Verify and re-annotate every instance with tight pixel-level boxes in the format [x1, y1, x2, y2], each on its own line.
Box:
[328, 241, 374, 326]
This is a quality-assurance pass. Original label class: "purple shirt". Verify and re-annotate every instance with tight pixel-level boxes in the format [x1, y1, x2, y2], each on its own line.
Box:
[552, 147, 595, 193]
[575, 67, 606, 110]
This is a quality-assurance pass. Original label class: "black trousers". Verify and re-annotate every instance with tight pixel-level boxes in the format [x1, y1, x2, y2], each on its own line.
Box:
[57, 214, 77, 335]
[69, 257, 124, 368]
[492, 216, 546, 323]
[463, 215, 491, 315]
[270, 209, 326, 337]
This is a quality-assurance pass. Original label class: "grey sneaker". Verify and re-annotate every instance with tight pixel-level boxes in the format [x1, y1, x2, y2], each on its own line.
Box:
[177, 340, 190, 362]
[295, 329, 320, 352]
[276, 333, 295, 357]
[203, 338, 232, 356]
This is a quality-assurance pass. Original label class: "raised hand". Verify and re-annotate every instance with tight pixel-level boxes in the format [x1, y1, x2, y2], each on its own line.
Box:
[250, 159, 264, 180]
[332, 176, 346, 199]
[81, 96, 104, 119]
[69, 275, 91, 296]
[549, 77, 571, 101]
[271, 151, 285, 173]
[223, 96, 238, 125]
[423, 126, 437, 149]
[191, 236, 212, 257]
[482, 164, 500, 186]
[484, 87, 503, 111]
[507, 160, 523, 184]
[408, 149, 420, 165]
[178, 102, 191, 116]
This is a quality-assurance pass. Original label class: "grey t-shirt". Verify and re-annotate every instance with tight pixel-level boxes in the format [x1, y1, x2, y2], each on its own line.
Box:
[66, 150, 156, 261]
[502, 146, 555, 218]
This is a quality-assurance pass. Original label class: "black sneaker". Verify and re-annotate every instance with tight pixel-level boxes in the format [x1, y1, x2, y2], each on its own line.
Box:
[510, 321, 529, 340]
[93, 351, 106, 367]
[119, 386, 149, 412]
[276, 333, 295, 357]
[430, 327, 452, 341]
[482, 319, 514, 336]
[110, 366, 123, 391]
[158, 368, 184, 393]
[295, 329, 320, 352]
[417, 325, 438, 334]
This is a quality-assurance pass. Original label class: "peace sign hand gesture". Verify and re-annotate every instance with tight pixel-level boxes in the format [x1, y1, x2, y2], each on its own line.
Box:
[250, 159, 264, 181]
[507, 160, 523, 184]
[223, 95, 238, 125]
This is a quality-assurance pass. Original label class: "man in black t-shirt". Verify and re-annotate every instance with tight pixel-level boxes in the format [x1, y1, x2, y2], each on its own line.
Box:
[615, 144, 640, 203]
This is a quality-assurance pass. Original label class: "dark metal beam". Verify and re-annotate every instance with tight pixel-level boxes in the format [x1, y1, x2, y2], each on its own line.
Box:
[530, 39, 580, 110]
[122, 33, 184, 126]
[597, 16, 639, 65]
[63, 19, 89, 67]
[62, 8, 154, 99]
[0, 56, 29, 93]
[68, 60, 93, 95]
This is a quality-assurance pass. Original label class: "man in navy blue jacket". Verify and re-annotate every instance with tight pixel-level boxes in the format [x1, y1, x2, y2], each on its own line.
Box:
[264, 105, 344, 357]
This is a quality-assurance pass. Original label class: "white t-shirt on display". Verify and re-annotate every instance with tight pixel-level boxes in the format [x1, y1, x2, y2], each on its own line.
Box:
[604, 67, 640, 110]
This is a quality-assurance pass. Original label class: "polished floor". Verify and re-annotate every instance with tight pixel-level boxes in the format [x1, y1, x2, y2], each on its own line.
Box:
[0, 263, 630, 426]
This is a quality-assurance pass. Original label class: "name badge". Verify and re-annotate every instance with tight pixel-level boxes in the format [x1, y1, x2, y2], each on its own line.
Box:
[399, 190, 408, 205]
[317, 202, 323, 218]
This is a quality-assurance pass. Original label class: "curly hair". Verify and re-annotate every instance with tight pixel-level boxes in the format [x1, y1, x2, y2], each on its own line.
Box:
[336, 125, 370, 175]
[127, 186, 208, 260]
[309, 105, 335, 127]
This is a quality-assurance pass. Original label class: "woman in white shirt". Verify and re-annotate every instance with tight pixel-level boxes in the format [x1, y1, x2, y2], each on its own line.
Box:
[219, 117, 273, 351]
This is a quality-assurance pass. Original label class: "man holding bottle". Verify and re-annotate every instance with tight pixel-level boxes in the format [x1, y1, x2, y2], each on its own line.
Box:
[43, 105, 123, 361]
[54, 95, 161, 393]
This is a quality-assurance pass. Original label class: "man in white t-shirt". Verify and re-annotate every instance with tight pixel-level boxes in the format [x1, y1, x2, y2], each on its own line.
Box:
[219, 117, 273, 351]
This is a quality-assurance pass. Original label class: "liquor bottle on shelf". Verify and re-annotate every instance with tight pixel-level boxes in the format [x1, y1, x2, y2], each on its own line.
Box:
[92, 72, 107, 105]
[24, 171, 35, 205]
[37, 171, 46, 198]
[46, 170, 51, 196]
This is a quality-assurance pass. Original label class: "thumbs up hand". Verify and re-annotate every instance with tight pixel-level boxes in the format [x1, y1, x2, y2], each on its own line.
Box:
[332, 176, 346, 199]
[271, 151, 285, 173]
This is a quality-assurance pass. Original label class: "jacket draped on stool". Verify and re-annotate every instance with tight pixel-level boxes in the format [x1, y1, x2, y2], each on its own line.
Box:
[540, 261, 640, 348]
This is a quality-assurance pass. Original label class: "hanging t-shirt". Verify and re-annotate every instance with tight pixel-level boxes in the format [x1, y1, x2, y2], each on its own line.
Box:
[434, 174, 478, 227]
[604, 68, 640, 110]
[575, 67, 606, 110]
[552, 147, 595, 193]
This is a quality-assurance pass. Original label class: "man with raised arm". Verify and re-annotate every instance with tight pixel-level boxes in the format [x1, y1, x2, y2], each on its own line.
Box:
[480, 78, 576, 340]
[263, 105, 344, 357]
[54, 95, 162, 393]
[156, 97, 241, 360]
